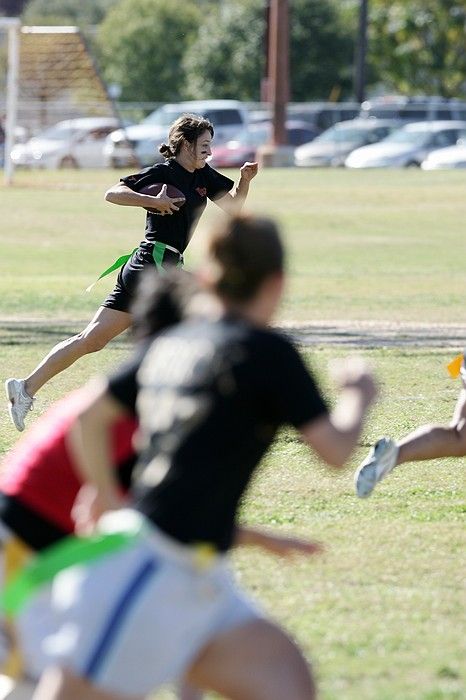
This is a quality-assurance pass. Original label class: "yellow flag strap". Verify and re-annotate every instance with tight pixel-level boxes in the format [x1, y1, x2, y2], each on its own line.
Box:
[447, 353, 464, 379]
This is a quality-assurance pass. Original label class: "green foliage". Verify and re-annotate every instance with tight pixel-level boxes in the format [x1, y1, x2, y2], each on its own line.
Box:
[368, 1, 466, 98]
[96, 0, 200, 102]
[183, 0, 264, 101]
[289, 0, 354, 101]
[183, 0, 354, 101]
[22, 0, 118, 26]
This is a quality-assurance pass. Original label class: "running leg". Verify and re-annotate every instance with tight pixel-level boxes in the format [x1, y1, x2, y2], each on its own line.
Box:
[24, 307, 131, 397]
[5, 307, 131, 431]
[355, 385, 466, 497]
[186, 619, 315, 700]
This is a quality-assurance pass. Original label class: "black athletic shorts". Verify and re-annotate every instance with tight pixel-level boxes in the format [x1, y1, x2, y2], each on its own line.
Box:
[0, 492, 67, 551]
[102, 245, 182, 313]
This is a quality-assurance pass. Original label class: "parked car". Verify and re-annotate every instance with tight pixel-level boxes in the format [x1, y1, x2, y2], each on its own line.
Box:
[210, 120, 319, 168]
[10, 117, 122, 169]
[294, 118, 400, 167]
[248, 102, 360, 133]
[360, 96, 466, 123]
[104, 100, 249, 168]
[1, 124, 33, 167]
[345, 121, 466, 168]
[421, 137, 466, 169]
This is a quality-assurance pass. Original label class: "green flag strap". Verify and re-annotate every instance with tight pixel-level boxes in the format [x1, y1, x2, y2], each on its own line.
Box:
[151, 242, 184, 269]
[86, 241, 184, 293]
[152, 241, 166, 270]
[86, 248, 138, 293]
[0, 530, 138, 617]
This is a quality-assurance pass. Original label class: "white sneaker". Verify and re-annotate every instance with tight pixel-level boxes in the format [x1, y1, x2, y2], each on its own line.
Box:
[354, 437, 399, 498]
[5, 378, 34, 432]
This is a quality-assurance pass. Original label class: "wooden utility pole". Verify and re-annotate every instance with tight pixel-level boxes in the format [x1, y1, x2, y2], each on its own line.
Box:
[355, 0, 368, 104]
[268, 0, 289, 145]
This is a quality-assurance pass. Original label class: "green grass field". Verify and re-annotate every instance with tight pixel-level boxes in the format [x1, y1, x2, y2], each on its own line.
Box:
[1, 169, 465, 699]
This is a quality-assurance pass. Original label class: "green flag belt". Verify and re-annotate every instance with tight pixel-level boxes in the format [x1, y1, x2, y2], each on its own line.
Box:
[0, 530, 139, 617]
[86, 242, 184, 292]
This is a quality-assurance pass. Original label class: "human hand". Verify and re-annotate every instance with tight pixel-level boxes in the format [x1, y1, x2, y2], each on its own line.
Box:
[72, 484, 123, 535]
[146, 183, 184, 216]
[240, 161, 258, 181]
[330, 356, 378, 407]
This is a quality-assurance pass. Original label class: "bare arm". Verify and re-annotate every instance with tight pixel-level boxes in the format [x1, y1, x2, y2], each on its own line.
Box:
[300, 358, 377, 469]
[215, 161, 259, 213]
[234, 526, 323, 558]
[104, 182, 182, 215]
[66, 379, 126, 514]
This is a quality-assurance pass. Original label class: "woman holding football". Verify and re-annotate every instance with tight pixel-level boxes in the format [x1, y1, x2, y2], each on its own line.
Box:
[5, 113, 258, 432]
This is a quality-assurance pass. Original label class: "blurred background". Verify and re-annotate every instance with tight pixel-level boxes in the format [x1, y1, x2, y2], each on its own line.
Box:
[1, 0, 466, 174]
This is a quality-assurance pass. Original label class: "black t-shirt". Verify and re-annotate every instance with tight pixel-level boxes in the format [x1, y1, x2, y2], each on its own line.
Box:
[120, 160, 234, 254]
[109, 316, 328, 552]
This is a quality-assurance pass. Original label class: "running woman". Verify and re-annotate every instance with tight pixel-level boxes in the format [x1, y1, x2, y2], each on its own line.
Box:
[0, 387, 318, 700]
[5, 113, 258, 432]
[0, 270, 319, 700]
[355, 352, 466, 497]
[27, 214, 377, 700]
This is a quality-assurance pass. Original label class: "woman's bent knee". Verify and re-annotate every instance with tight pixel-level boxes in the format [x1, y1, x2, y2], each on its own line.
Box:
[75, 329, 109, 354]
[72, 308, 130, 355]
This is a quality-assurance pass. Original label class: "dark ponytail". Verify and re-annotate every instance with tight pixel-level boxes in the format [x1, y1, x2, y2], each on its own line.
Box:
[131, 268, 197, 340]
[159, 142, 175, 159]
[207, 214, 285, 303]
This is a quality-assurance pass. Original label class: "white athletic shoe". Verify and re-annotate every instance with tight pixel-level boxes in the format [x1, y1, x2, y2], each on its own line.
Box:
[354, 437, 399, 498]
[5, 378, 34, 432]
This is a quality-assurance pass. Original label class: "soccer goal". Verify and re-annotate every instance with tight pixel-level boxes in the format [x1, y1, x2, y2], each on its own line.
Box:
[1, 17, 20, 185]
[1, 22, 128, 184]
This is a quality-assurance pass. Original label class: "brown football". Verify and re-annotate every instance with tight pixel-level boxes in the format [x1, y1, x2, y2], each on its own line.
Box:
[139, 183, 186, 213]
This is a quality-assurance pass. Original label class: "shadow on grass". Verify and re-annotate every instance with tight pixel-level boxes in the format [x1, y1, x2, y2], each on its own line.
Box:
[0, 321, 133, 348]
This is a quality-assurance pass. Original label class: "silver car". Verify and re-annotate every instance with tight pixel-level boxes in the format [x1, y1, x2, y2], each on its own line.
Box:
[10, 118, 122, 169]
[104, 100, 249, 168]
[421, 135, 466, 169]
[345, 121, 466, 168]
[294, 118, 400, 167]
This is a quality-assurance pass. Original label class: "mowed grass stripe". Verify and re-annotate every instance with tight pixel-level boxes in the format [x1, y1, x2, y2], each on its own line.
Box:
[1, 168, 466, 322]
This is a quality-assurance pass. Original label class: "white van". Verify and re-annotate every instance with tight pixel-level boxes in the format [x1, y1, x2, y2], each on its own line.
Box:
[105, 100, 249, 168]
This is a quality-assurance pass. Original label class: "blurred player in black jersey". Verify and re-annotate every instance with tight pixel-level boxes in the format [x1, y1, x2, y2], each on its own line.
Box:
[28, 214, 377, 700]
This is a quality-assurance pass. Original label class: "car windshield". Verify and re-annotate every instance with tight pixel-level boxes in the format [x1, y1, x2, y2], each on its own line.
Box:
[382, 129, 429, 146]
[34, 125, 77, 140]
[315, 126, 368, 145]
[143, 108, 185, 126]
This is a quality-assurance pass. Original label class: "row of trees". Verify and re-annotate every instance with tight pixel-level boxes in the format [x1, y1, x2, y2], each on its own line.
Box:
[18, 0, 466, 103]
